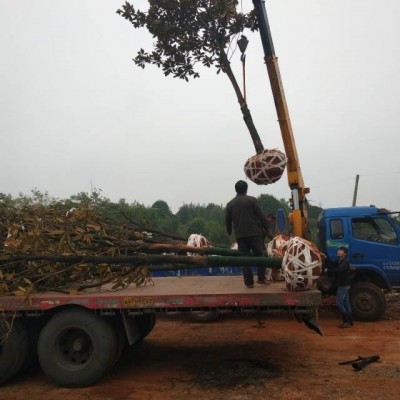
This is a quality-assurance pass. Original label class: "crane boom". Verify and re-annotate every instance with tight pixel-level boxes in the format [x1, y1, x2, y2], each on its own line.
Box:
[253, 0, 310, 239]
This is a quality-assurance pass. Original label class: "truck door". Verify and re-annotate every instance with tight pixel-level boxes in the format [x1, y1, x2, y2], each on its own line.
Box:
[320, 217, 349, 261]
[349, 216, 400, 287]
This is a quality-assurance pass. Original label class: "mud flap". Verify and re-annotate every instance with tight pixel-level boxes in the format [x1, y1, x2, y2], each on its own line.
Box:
[121, 312, 143, 345]
[294, 311, 323, 336]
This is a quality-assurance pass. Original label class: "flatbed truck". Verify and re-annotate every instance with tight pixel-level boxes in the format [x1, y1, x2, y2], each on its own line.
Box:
[0, 275, 321, 387]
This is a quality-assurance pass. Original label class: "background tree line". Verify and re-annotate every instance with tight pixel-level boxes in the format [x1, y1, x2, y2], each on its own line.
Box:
[0, 189, 322, 247]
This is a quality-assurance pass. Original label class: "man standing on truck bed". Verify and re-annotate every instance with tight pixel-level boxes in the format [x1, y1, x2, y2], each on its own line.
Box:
[225, 180, 273, 288]
[330, 246, 353, 328]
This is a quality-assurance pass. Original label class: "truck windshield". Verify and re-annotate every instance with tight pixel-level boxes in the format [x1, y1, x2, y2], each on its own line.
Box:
[351, 217, 398, 244]
[390, 213, 400, 228]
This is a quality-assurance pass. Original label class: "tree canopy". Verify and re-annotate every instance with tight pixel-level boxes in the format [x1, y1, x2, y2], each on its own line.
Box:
[117, 0, 257, 80]
[117, 0, 265, 153]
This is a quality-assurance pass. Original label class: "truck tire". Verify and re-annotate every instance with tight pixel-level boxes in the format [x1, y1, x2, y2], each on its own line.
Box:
[349, 282, 386, 322]
[38, 308, 116, 387]
[0, 318, 29, 384]
[189, 311, 220, 323]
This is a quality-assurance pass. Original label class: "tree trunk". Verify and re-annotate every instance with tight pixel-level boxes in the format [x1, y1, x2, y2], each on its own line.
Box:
[220, 50, 264, 154]
[107, 240, 240, 256]
[5, 253, 282, 269]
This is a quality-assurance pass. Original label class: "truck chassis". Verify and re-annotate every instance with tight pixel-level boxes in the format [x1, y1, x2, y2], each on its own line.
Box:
[0, 276, 321, 387]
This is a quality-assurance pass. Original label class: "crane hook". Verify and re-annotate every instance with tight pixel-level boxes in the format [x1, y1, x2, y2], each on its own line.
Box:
[237, 35, 249, 102]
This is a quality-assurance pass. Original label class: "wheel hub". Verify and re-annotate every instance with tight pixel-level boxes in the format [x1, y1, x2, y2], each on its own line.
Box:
[58, 328, 93, 365]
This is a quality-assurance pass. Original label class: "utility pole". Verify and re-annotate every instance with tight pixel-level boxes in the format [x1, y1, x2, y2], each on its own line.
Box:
[352, 174, 360, 206]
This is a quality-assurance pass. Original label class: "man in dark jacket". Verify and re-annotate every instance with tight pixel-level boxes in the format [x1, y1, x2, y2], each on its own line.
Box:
[225, 180, 273, 288]
[329, 246, 353, 328]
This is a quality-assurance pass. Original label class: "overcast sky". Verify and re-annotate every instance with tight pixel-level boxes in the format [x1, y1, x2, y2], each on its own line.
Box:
[1, 0, 400, 213]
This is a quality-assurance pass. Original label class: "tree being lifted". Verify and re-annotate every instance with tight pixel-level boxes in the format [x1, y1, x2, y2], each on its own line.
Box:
[117, 0, 287, 184]
[115, 1, 324, 293]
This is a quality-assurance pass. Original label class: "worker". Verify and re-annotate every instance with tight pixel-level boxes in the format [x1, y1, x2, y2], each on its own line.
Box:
[225, 180, 273, 288]
[330, 246, 353, 328]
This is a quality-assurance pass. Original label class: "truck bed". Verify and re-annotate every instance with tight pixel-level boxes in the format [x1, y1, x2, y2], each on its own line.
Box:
[0, 276, 321, 314]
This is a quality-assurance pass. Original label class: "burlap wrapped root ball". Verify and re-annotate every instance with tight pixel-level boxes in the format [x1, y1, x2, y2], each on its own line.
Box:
[265, 234, 291, 281]
[281, 237, 324, 291]
[186, 234, 212, 256]
[266, 234, 291, 258]
[244, 148, 287, 185]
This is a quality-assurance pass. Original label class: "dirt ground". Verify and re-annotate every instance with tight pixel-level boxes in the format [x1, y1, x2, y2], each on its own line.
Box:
[1, 293, 400, 400]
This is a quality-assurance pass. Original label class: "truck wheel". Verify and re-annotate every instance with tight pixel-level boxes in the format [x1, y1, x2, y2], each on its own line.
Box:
[38, 308, 116, 387]
[0, 318, 29, 384]
[189, 311, 220, 323]
[349, 282, 386, 322]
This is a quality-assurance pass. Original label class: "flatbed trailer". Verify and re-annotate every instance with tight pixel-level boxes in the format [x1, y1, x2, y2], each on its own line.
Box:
[0, 276, 322, 388]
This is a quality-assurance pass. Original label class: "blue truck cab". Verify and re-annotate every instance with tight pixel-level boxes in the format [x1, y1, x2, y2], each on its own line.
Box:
[317, 206, 400, 321]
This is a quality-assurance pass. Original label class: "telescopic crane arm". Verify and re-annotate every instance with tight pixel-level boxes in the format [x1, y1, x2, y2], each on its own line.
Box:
[252, 0, 310, 239]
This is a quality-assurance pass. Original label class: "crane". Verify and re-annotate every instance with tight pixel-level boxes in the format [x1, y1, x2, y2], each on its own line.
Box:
[252, 0, 310, 239]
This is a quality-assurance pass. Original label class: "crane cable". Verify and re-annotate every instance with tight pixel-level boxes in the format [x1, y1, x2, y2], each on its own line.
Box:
[237, 35, 249, 102]
[239, 0, 246, 102]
